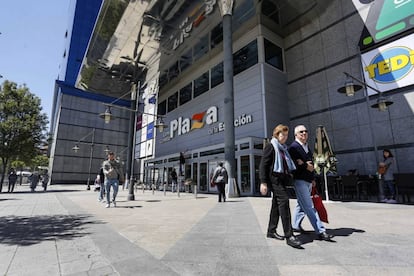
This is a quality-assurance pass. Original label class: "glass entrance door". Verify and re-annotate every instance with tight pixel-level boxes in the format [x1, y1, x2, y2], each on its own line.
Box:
[240, 155, 251, 195]
[199, 162, 207, 192]
[208, 160, 219, 192]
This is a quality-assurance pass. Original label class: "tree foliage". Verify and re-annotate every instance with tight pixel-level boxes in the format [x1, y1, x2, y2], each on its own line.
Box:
[0, 80, 48, 191]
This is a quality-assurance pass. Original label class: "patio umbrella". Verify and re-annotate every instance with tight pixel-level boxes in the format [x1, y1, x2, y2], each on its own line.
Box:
[313, 125, 337, 201]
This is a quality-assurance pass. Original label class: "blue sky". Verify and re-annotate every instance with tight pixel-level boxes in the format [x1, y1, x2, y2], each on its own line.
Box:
[0, 1, 71, 127]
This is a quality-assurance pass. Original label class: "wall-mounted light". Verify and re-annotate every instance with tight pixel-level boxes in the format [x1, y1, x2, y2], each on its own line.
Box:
[337, 72, 393, 111]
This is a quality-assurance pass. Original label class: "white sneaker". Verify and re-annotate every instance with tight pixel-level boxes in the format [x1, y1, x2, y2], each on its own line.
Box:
[380, 198, 388, 203]
[105, 204, 110, 208]
[112, 200, 116, 207]
[386, 199, 397, 204]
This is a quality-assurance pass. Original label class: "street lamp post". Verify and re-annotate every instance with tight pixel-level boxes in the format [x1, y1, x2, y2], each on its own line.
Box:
[72, 128, 96, 190]
[218, 0, 238, 198]
[338, 72, 394, 201]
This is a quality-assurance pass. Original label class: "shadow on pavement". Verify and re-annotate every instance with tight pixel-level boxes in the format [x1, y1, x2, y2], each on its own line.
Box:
[297, 227, 364, 245]
[0, 214, 103, 246]
[2, 189, 83, 194]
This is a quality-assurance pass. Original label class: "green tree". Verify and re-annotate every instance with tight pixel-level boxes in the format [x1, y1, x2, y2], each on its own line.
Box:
[0, 80, 48, 192]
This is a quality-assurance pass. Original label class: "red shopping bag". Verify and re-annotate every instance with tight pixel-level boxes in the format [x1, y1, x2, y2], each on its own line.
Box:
[311, 186, 329, 223]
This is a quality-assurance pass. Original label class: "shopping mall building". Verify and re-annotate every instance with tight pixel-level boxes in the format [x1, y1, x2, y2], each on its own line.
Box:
[49, 0, 414, 195]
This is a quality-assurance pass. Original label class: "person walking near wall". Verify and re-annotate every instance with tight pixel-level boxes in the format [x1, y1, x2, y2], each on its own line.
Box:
[211, 161, 228, 202]
[288, 125, 333, 242]
[102, 152, 124, 208]
[259, 124, 302, 249]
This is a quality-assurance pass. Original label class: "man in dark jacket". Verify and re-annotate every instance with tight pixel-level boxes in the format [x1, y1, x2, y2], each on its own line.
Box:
[288, 125, 333, 241]
[211, 162, 227, 202]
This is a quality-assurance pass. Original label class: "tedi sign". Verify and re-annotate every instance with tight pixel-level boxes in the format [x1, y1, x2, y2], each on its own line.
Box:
[362, 33, 414, 95]
[168, 106, 253, 139]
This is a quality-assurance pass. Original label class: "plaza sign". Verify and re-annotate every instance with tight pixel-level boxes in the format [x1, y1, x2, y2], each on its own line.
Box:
[167, 106, 253, 140]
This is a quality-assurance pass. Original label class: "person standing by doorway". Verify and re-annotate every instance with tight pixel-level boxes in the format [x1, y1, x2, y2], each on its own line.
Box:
[102, 152, 123, 208]
[171, 168, 178, 192]
[260, 124, 302, 249]
[288, 125, 333, 241]
[211, 162, 228, 202]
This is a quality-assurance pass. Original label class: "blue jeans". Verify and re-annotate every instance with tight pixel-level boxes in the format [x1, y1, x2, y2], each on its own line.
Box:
[383, 180, 395, 199]
[292, 179, 325, 234]
[105, 178, 119, 203]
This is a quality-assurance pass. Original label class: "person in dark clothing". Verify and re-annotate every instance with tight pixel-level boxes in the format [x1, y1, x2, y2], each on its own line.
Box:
[211, 162, 228, 202]
[259, 124, 302, 249]
[171, 168, 178, 192]
[8, 169, 18, 193]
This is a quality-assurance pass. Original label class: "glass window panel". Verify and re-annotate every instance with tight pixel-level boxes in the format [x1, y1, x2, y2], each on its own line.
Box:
[261, 0, 280, 24]
[193, 35, 208, 62]
[210, 22, 223, 50]
[264, 38, 284, 70]
[254, 155, 262, 195]
[158, 100, 166, 116]
[194, 71, 209, 98]
[168, 61, 179, 82]
[232, 0, 255, 30]
[159, 73, 168, 90]
[211, 62, 223, 88]
[199, 162, 207, 192]
[240, 155, 251, 194]
[167, 92, 178, 112]
[180, 49, 192, 72]
[233, 39, 258, 76]
[179, 83, 192, 105]
[240, 142, 250, 150]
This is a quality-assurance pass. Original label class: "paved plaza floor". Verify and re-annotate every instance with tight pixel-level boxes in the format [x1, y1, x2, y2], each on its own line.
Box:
[0, 183, 413, 275]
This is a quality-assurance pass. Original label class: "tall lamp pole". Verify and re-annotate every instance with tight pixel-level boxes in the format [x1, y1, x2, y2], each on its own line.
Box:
[127, 82, 139, 200]
[72, 128, 95, 190]
[219, 0, 239, 197]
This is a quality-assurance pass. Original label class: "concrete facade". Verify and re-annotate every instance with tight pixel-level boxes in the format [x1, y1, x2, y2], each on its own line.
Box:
[50, 0, 414, 193]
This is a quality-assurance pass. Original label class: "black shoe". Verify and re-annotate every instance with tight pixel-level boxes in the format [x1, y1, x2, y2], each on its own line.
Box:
[267, 232, 284, 240]
[318, 232, 334, 241]
[286, 236, 302, 248]
[292, 226, 305, 233]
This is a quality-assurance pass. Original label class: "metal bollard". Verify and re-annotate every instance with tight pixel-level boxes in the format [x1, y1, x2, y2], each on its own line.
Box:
[163, 183, 166, 196]
[177, 182, 180, 197]
[193, 185, 197, 198]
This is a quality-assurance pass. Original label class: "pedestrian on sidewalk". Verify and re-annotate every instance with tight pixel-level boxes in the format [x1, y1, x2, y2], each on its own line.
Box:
[211, 161, 228, 202]
[29, 172, 40, 192]
[8, 169, 18, 193]
[288, 125, 333, 241]
[378, 149, 397, 203]
[41, 171, 49, 192]
[259, 124, 302, 249]
[102, 152, 124, 208]
[170, 168, 178, 192]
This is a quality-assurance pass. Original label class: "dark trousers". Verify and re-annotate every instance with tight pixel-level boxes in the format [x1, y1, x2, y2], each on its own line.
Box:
[216, 182, 226, 202]
[8, 181, 16, 192]
[267, 174, 293, 237]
